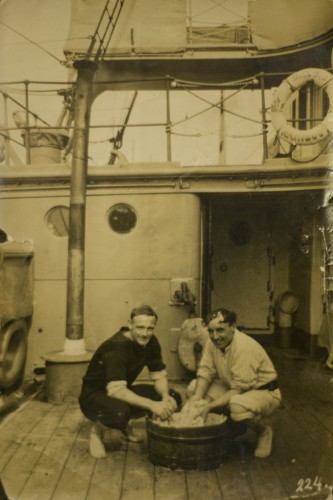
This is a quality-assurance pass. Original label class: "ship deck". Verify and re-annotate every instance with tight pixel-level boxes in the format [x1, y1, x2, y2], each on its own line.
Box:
[1, 347, 333, 500]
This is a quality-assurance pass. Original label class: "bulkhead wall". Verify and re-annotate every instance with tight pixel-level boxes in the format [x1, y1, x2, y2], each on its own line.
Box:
[0, 190, 201, 380]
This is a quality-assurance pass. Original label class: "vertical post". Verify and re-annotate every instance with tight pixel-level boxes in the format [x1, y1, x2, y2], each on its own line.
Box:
[259, 72, 268, 161]
[319, 200, 333, 368]
[24, 80, 31, 164]
[166, 83, 172, 161]
[219, 90, 226, 164]
[306, 84, 311, 129]
[187, 0, 193, 46]
[202, 199, 213, 319]
[65, 60, 97, 354]
[3, 93, 10, 164]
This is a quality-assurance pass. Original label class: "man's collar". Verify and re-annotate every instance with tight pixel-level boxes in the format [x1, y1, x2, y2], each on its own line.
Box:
[221, 343, 232, 354]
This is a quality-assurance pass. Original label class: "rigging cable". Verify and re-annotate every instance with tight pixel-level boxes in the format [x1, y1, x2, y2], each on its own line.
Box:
[170, 81, 262, 129]
[208, 0, 248, 22]
[0, 21, 64, 64]
[191, 0, 247, 24]
[0, 131, 24, 147]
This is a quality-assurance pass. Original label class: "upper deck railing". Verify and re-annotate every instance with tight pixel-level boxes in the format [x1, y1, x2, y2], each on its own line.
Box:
[0, 68, 330, 168]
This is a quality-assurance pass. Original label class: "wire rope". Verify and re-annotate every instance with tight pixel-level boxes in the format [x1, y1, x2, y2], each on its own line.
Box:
[0, 21, 64, 64]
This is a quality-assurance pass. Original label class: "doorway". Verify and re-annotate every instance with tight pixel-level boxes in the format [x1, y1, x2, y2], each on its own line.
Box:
[201, 191, 323, 337]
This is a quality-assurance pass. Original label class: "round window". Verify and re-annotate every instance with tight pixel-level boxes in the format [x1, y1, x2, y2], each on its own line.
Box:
[108, 203, 137, 234]
[45, 206, 69, 237]
[228, 220, 252, 246]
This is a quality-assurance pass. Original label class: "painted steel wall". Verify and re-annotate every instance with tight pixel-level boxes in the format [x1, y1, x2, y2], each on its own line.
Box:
[0, 191, 201, 380]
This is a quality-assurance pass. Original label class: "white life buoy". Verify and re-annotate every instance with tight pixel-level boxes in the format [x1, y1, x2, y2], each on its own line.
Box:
[178, 318, 209, 372]
[0, 319, 28, 389]
[271, 68, 333, 145]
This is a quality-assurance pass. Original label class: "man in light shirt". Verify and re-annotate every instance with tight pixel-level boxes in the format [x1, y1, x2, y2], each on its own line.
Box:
[79, 305, 180, 458]
[186, 307, 281, 458]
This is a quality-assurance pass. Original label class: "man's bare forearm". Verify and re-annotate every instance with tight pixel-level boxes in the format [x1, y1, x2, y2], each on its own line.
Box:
[206, 388, 241, 410]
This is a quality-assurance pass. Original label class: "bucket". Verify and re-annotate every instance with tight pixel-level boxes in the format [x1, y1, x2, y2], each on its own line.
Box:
[146, 417, 245, 470]
[22, 129, 69, 164]
[30, 146, 63, 164]
[43, 350, 92, 403]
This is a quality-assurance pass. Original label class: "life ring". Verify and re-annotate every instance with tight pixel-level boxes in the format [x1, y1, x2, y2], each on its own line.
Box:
[178, 318, 209, 372]
[0, 319, 28, 389]
[271, 68, 333, 145]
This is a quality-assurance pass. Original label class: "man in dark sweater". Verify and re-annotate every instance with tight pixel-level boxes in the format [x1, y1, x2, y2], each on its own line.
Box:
[79, 305, 180, 458]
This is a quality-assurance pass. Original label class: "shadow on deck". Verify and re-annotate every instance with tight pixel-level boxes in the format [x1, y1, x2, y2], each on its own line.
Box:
[0, 348, 333, 500]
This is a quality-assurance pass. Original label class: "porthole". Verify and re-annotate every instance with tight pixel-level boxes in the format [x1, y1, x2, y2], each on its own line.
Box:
[228, 220, 252, 246]
[108, 203, 137, 234]
[45, 206, 69, 237]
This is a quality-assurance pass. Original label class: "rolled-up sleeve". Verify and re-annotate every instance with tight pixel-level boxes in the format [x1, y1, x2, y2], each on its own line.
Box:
[149, 369, 168, 381]
[106, 380, 127, 397]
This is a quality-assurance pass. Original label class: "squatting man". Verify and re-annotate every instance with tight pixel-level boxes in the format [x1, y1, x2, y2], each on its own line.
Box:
[79, 305, 181, 458]
[186, 307, 282, 458]
[79, 305, 281, 459]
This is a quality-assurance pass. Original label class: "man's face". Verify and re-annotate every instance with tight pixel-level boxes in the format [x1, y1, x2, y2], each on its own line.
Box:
[207, 316, 235, 350]
[129, 314, 157, 347]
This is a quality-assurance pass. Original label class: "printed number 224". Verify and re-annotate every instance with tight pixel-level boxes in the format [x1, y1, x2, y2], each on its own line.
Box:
[296, 477, 322, 493]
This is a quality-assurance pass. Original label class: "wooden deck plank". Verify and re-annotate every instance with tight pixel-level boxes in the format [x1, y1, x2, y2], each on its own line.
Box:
[270, 351, 333, 490]
[52, 404, 85, 439]
[312, 405, 333, 435]
[185, 469, 222, 500]
[288, 403, 333, 459]
[241, 453, 289, 500]
[279, 386, 333, 484]
[0, 349, 332, 500]
[18, 405, 83, 500]
[227, 419, 289, 500]
[268, 408, 312, 498]
[85, 425, 128, 500]
[121, 430, 155, 500]
[51, 420, 97, 500]
[273, 403, 327, 477]
[154, 467, 188, 500]
[1, 403, 68, 499]
[0, 400, 54, 473]
[216, 440, 256, 500]
[286, 387, 333, 453]
[0, 400, 52, 445]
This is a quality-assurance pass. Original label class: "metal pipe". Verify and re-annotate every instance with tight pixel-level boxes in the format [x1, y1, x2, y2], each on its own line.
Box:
[166, 83, 172, 161]
[259, 72, 268, 161]
[219, 90, 226, 164]
[66, 60, 97, 341]
[3, 94, 10, 164]
[187, 0, 193, 46]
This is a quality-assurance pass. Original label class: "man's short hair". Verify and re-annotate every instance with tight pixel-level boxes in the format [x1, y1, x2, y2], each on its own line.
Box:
[206, 308, 237, 326]
[130, 305, 158, 321]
